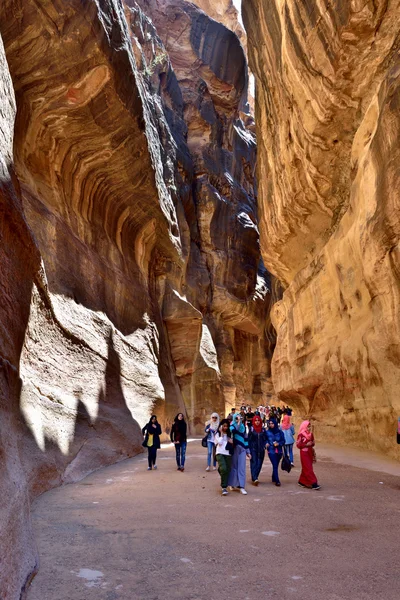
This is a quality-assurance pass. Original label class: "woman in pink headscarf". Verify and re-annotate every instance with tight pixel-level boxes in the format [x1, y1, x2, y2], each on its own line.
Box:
[296, 420, 320, 489]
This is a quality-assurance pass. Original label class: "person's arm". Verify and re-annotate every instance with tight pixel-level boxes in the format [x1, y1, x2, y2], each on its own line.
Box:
[141, 424, 147, 436]
[170, 424, 175, 443]
[296, 435, 307, 449]
[205, 424, 211, 433]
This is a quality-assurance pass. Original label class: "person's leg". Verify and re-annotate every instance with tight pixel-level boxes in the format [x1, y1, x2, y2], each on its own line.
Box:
[148, 448, 152, 469]
[175, 443, 181, 468]
[217, 454, 231, 489]
[181, 442, 187, 468]
[212, 443, 217, 468]
[268, 454, 275, 481]
[255, 451, 265, 480]
[274, 453, 282, 484]
[250, 455, 258, 481]
[152, 448, 157, 467]
[207, 441, 213, 468]
[288, 444, 294, 464]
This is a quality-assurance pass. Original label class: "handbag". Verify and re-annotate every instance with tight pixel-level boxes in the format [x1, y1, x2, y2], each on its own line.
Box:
[201, 434, 208, 448]
[281, 450, 292, 473]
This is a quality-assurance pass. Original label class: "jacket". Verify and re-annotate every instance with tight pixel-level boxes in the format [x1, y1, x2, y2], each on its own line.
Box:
[142, 422, 162, 449]
[170, 421, 187, 443]
[282, 424, 295, 445]
[265, 428, 285, 455]
[248, 430, 268, 455]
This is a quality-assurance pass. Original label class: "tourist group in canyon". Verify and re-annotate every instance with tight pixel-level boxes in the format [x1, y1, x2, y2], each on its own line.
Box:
[141, 405, 320, 496]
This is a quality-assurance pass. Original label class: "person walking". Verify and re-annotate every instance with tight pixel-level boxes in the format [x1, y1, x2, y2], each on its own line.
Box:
[296, 420, 321, 489]
[214, 419, 234, 495]
[228, 414, 251, 494]
[248, 414, 268, 485]
[170, 412, 187, 472]
[281, 409, 295, 465]
[142, 415, 162, 470]
[245, 406, 255, 433]
[265, 418, 285, 486]
[227, 408, 236, 423]
[205, 412, 219, 471]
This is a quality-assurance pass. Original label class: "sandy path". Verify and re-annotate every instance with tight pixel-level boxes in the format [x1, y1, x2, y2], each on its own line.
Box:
[27, 440, 400, 600]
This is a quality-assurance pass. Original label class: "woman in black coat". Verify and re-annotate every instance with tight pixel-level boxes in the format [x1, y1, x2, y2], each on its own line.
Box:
[142, 415, 162, 470]
[170, 413, 188, 472]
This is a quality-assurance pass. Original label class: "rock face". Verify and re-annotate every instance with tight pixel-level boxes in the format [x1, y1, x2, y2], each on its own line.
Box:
[244, 0, 400, 457]
[191, 0, 246, 50]
[0, 1, 271, 596]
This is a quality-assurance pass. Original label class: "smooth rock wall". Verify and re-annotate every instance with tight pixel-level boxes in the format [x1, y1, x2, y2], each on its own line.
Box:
[244, 0, 400, 457]
[0, 2, 271, 595]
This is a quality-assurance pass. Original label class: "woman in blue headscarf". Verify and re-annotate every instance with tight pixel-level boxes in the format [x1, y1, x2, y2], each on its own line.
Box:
[227, 413, 252, 495]
[265, 418, 285, 486]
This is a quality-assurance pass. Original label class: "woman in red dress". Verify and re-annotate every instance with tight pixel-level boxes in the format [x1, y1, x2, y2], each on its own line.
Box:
[296, 420, 321, 489]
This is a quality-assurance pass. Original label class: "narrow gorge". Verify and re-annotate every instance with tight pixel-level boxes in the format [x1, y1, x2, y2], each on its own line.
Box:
[0, 1, 399, 598]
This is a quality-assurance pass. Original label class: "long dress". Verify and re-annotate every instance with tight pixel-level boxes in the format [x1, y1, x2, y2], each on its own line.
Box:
[297, 433, 318, 487]
[228, 444, 247, 488]
[248, 430, 268, 482]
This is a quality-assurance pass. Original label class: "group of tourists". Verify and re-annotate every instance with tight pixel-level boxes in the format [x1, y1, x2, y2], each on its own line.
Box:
[141, 406, 320, 496]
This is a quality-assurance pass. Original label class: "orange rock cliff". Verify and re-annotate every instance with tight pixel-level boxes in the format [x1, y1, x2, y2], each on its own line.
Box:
[0, 0, 399, 597]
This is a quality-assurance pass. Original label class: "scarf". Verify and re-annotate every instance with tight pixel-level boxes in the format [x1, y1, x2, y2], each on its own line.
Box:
[252, 415, 263, 433]
[297, 420, 312, 443]
[230, 414, 248, 449]
[268, 417, 279, 431]
[231, 413, 245, 434]
[281, 415, 291, 430]
[209, 412, 220, 432]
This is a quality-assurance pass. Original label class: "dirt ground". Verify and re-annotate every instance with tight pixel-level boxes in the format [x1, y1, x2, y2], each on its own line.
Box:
[27, 440, 400, 600]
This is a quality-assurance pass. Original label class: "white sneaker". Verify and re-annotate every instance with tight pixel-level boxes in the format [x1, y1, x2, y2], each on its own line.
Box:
[212, 466, 217, 471]
[221, 489, 228, 495]
[153, 465, 157, 470]
[205, 466, 210, 472]
[239, 488, 248, 495]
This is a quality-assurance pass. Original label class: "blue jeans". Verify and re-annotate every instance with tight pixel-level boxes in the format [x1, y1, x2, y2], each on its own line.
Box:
[285, 444, 294, 464]
[207, 441, 216, 467]
[268, 452, 282, 484]
[175, 442, 187, 468]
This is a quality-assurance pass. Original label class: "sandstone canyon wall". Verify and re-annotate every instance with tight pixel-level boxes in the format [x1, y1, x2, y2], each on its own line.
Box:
[0, 1, 271, 596]
[244, 0, 400, 458]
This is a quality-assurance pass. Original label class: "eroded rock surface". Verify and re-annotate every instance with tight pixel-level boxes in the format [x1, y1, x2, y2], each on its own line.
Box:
[0, 1, 270, 595]
[191, 0, 246, 50]
[244, 0, 400, 457]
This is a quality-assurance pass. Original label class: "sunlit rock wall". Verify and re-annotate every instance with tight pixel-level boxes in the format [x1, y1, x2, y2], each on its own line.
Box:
[0, 1, 271, 595]
[244, 0, 400, 457]
[190, 0, 246, 50]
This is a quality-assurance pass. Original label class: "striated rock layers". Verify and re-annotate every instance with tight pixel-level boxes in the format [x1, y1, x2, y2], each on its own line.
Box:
[0, 1, 271, 596]
[244, 0, 400, 457]
[191, 0, 246, 50]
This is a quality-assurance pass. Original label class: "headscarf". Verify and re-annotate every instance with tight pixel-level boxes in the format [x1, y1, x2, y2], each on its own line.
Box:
[209, 412, 220, 432]
[281, 414, 291, 430]
[252, 414, 263, 434]
[297, 420, 312, 442]
[268, 417, 279, 431]
[231, 413, 245, 434]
